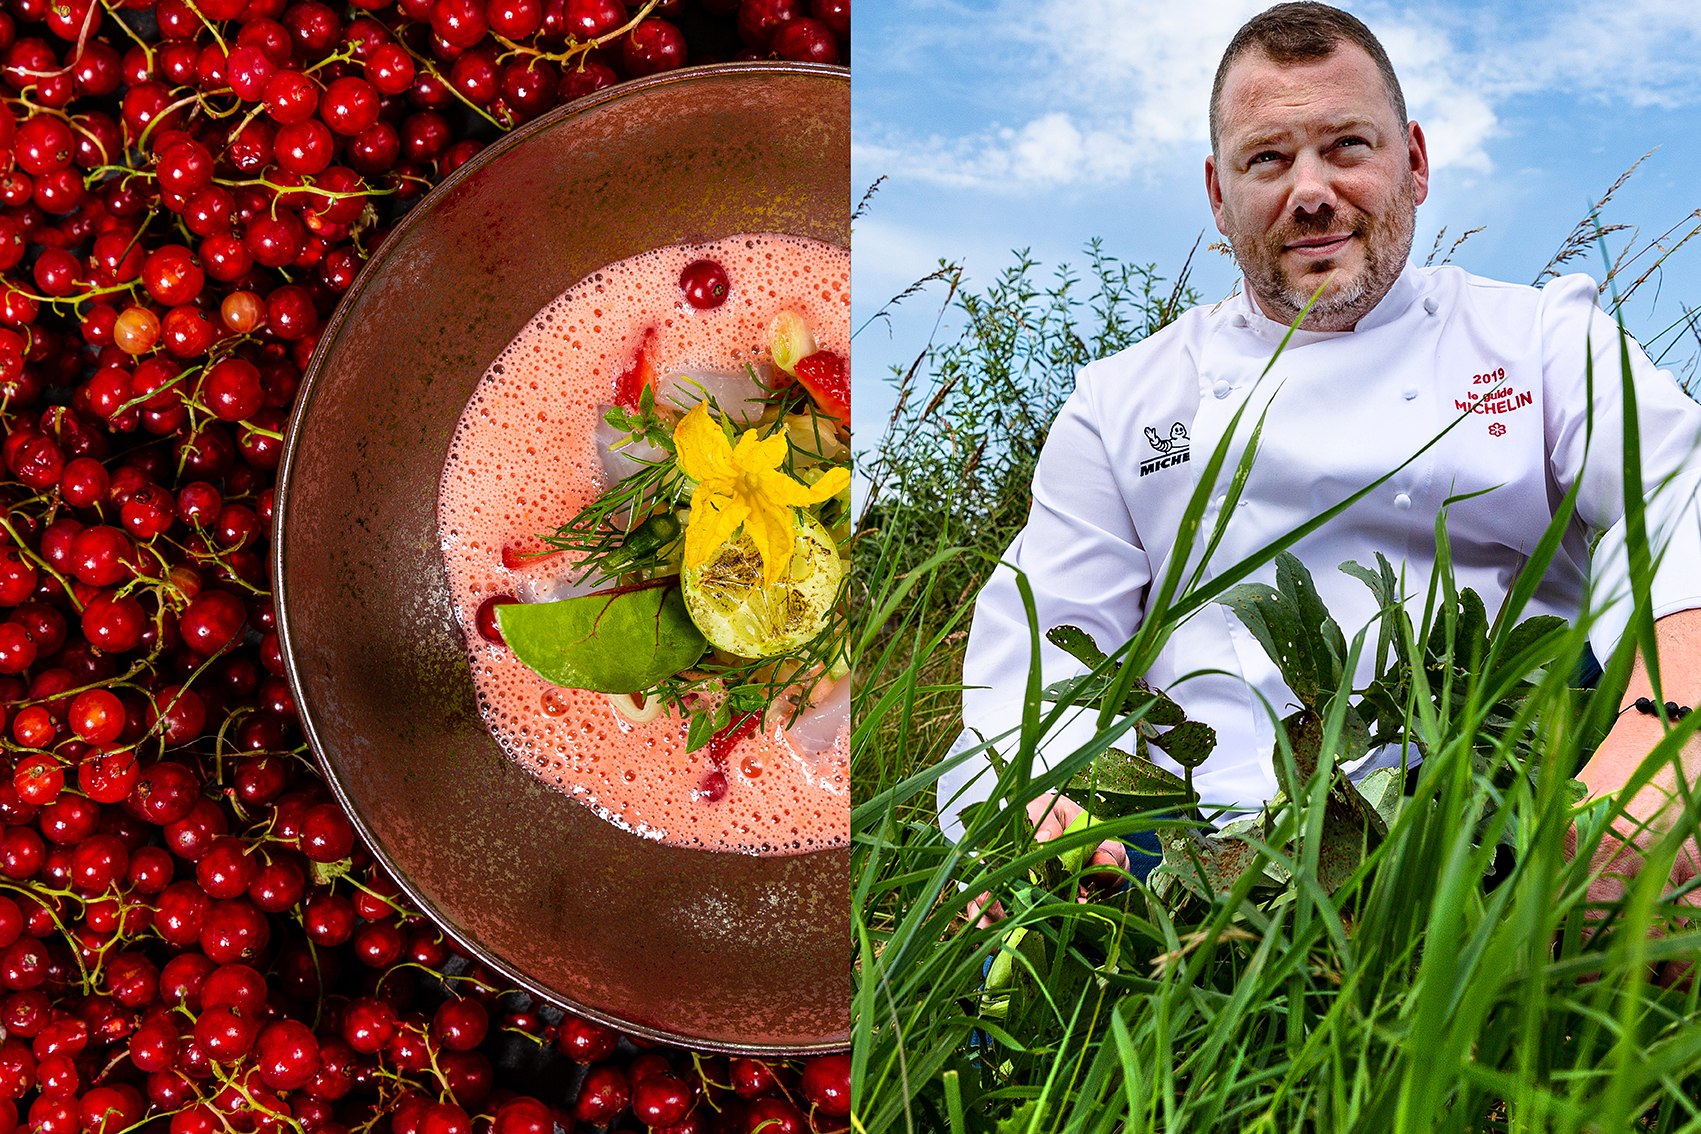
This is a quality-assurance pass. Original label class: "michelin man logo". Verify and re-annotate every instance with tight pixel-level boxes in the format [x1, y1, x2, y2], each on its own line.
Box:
[1140, 423, 1190, 477]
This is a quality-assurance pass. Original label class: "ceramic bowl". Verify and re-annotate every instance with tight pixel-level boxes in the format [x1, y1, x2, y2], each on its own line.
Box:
[271, 64, 850, 1053]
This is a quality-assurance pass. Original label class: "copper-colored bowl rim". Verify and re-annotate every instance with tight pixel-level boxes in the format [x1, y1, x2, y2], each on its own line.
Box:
[270, 62, 850, 1055]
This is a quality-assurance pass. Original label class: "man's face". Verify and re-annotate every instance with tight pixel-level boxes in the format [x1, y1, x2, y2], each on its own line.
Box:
[1206, 43, 1429, 332]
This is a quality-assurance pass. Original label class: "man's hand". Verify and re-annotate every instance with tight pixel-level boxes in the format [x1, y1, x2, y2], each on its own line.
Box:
[964, 793, 1130, 929]
[1573, 608, 1701, 984]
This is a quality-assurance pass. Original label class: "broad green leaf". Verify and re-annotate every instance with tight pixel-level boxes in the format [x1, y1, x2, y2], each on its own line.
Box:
[1505, 613, 1568, 657]
[985, 926, 1029, 993]
[1006, 921, 1055, 1045]
[1220, 582, 1285, 671]
[1458, 587, 1489, 670]
[1066, 746, 1193, 805]
[996, 1100, 1045, 1134]
[1219, 554, 1342, 704]
[1148, 720, 1217, 768]
[1281, 707, 1386, 892]
[497, 584, 707, 694]
[1270, 701, 1386, 890]
[1354, 766, 1405, 826]
[1220, 579, 1317, 703]
[1154, 826, 1263, 900]
[1281, 552, 1346, 694]
[1339, 553, 1398, 609]
[1564, 778, 1590, 807]
[1045, 624, 1107, 668]
[1498, 614, 1567, 675]
[1314, 785, 1386, 893]
[1342, 552, 1406, 680]
[684, 709, 716, 754]
[1134, 688, 1187, 726]
[1278, 705, 1368, 788]
[1426, 586, 1488, 668]
[1040, 675, 1185, 725]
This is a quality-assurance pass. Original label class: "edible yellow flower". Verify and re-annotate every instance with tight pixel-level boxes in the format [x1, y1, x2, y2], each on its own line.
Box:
[673, 402, 849, 586]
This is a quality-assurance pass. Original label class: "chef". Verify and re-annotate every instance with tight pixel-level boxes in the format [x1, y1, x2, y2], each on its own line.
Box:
[941, 1, 1701, 918]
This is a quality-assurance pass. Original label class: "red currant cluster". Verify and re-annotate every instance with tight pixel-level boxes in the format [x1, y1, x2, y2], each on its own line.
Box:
[0, 771, 853, 1133]
[0, 0, 850, 1124]
[555, 1024, 851, 1132]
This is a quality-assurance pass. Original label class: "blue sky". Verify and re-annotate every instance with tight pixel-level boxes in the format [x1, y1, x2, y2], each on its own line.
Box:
[850, 0, 1701, 455]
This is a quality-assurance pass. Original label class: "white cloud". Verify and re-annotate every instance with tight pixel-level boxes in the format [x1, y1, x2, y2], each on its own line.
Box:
[863, 0, 1701, 190]
[1373, 20, 1496, 173]
[1497, 0, 1701, 108]
[848, 216, 952, 299]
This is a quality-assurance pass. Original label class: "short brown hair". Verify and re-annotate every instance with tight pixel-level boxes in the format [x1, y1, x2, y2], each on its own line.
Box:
[1209, 3, 1407, 153]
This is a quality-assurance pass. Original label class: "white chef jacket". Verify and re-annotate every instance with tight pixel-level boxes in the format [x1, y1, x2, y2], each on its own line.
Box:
[939, 264, 1701, 840]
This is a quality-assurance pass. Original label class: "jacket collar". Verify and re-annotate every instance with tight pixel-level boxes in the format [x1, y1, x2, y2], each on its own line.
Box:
[1234, 262, 1418, 338]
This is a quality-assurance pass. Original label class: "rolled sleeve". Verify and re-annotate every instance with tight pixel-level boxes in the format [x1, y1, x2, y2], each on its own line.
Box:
[1539, 275, 1701, 659]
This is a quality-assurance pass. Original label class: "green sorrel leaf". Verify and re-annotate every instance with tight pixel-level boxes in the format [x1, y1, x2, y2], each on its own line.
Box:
[497, 583, 707, 694]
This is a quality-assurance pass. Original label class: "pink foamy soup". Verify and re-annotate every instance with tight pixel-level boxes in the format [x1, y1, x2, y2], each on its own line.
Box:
[437, 234, 849, 855]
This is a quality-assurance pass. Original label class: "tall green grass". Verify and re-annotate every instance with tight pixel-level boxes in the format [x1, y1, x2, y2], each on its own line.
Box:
[850, 242, 1701, 1132]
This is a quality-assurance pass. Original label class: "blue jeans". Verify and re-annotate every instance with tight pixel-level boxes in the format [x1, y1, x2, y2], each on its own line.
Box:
[1123, 827, 1164, 884]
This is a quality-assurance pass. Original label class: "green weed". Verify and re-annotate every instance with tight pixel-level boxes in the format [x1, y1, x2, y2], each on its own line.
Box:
[852, 238, 1701, 1132]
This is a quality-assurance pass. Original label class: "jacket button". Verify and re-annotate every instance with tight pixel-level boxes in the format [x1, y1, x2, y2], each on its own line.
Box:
[1231, 313, 1248, 328]
[1423, 297, 1439, 315]
[1403, 386, 1419, 400]
[1394, 493, 1413, 510]
[1213, 379, 1232, 399]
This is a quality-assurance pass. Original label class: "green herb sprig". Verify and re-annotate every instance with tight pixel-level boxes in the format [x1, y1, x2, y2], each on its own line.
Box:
[531, 370, 851, 749]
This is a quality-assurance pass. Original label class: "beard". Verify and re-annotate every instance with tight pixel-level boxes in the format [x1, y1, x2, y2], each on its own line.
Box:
[1231, 174, 1417, 332]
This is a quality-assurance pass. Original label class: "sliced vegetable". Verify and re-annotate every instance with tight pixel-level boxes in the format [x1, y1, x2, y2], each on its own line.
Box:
[767, 309, 817, 376]
[602, 511, 683, 577]
[682, 511, 843, 658]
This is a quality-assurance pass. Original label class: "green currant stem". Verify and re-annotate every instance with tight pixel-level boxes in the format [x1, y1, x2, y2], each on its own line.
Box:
[3, 279, 141, 306]
[112, 362, 194, 418]
[95, 0, 156, 66]
[501, 1025, 548, 1048]
[196, 92, 251, 121]
[0, 879, 94, 989]
[494, 0, 660, 65]
[212, 702, 255, 784]
[304, 44, 358, 74]
[180, 0, 229, 54]
[391, 958, 506, 996]
[0, 514, 85, 613]
[226, 102, 269, 148]
[136, 90, 208, 153]
[394, 42, 504, 130]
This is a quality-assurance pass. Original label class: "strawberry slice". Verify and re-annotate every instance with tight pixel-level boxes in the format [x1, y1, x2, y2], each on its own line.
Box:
[613, 327, 658, 409]
[791, 350, 849, 423]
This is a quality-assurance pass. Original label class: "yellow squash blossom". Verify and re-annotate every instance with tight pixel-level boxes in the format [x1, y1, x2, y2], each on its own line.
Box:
[673, 402, 849, 586]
